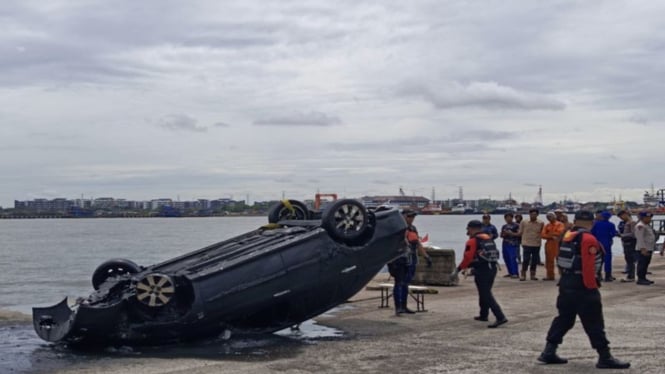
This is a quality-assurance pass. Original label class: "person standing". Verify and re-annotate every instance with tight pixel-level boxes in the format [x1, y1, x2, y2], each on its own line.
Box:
[518, 209, 544, 281]
[555, 209, 573, 230]
[451, 220, 508, 328]
[500, 213, 520, 278]
[481, 214, 499, 240]
[617, 210, 637, 282]
[541, 212, 565, 281]
[537, 210, 630, 369]
[514, 213, 523, 264]
[387, 209, 433, 315]
[635, 211, 657, 285]
[591, 211, 618, 282]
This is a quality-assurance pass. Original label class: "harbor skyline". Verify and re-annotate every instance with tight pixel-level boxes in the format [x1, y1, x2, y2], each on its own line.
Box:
[1, 1, 664, 210]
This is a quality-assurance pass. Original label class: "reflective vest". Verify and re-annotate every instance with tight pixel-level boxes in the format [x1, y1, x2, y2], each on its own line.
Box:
[557, 229, 603, 273]
[473, 233, 499, 263]
[406, 226, 419, 251]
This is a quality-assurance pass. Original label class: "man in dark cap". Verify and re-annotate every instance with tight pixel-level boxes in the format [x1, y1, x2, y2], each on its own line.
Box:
[451, 219, 507, 328]
[617, 210, 637, 282]
[387, 208, 432, 315]
[635, 211, 657, 285]
[538, 210, 630, 369]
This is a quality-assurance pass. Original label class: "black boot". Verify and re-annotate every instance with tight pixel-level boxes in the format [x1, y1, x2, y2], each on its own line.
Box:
[402, 303, 416, 314]
[596, 347, 630, 369]
[537, 342, 568, 364]
[395, 302, 404, 316]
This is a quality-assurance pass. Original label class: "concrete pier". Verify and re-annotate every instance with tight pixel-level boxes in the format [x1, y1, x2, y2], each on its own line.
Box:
[51, 257, 665, 373]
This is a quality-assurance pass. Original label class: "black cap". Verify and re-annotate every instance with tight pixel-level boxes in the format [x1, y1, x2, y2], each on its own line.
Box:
[574, 210, 595, 221]
[402, 208, 417, 217]
[617, 210, 628, 216]
[466, 219, 483, 229]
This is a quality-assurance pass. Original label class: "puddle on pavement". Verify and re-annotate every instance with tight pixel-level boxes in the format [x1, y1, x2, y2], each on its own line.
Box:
[0, 306, 351, 373]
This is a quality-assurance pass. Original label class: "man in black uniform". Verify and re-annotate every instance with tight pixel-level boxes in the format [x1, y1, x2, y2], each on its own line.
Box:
[452, 220, 507, 328]
[388, 209, 432, 315]
[538, 210, 630, 369]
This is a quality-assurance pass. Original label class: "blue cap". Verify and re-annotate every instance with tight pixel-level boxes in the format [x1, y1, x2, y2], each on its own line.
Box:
[638, 211, 653, 218]
[601, 211, 612, 219]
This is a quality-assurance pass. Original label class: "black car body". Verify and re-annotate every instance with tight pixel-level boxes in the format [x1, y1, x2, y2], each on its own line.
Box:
[33, 200, 406, 345]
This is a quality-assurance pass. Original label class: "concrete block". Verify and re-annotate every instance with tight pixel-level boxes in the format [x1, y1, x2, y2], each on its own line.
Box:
[413, 248, 458, 286]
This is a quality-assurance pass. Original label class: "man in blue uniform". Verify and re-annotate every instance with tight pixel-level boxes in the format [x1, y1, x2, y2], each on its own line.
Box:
[591, 210, 618, 281]
[538, 210, 630, 369]
[500, 213, 520, 278]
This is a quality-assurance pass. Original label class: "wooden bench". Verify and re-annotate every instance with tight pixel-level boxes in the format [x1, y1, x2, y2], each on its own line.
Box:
[365, 282, 438, 312]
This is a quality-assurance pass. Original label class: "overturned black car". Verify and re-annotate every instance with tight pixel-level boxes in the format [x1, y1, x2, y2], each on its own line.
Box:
[33, 199, 406, 345]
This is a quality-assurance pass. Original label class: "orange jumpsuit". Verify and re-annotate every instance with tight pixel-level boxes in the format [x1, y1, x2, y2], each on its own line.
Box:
[541, 220, 565, 279]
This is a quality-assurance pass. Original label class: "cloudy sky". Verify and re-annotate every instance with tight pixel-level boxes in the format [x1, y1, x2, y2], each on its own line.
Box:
[1, 0, 664, 208]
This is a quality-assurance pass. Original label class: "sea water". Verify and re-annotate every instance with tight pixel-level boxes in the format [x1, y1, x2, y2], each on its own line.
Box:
[0, 214, 625, 372]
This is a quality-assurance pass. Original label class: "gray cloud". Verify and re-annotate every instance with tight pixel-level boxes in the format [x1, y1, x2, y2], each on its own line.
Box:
[398, 81, 566, 111]
[155, 114, 207, 132]
[1, 1, 664, 207]
[253, 111, 342, 126]
[627, 114, 648, 125]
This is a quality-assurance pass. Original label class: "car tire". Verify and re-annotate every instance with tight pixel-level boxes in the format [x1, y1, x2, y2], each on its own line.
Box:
[322, 199, 369, 244]
[135, 273, 175, 307]
[92, 258, 141, 290]
[267, 199, 310, 223]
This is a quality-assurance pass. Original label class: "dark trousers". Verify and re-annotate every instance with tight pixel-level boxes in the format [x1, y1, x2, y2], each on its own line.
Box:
[622, 241, 636, 279]
[521, 245, 540, 272]
[474, 263, 505, 321]
[637, 251, 653, 280]
[388, 260, 408, 308]
[545, 284, 609, 350]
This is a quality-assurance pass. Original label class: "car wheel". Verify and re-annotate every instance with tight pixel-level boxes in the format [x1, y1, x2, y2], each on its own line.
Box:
[322, 199, 369, 244]
[135, 273, 175, 307]
[92, 258, 141, 290]
[268, 199, 310, 223]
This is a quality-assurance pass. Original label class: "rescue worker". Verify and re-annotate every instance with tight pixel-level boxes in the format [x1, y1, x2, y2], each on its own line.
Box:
[451, 220, 508, 328]
[555, 209, 573, 230]
[538, 210, 630, 369]
[388, 209, 432, 315]
[541, 212, 565, 281]
[591, 211, 618, 282]
[635, 211, 657, 285]
[617, 210, 637, 282]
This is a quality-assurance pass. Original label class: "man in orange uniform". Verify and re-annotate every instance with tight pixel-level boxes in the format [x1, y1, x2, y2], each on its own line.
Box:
[538, 211, 630, 369]
[541, 212, 565, 281]
[451, 220, 507, 328]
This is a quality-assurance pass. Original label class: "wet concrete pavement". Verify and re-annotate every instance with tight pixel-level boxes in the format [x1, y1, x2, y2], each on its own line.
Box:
[13, 258, 665, 373]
